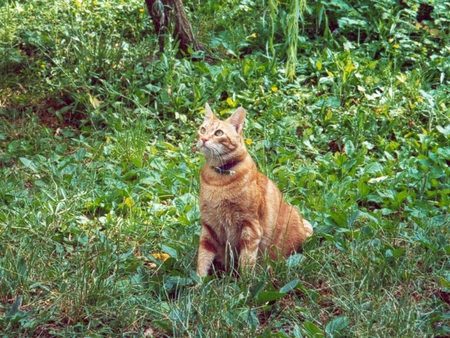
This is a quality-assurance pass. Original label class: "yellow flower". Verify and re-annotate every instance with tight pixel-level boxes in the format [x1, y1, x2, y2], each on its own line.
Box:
[316, 60, 322, 71]
[417, 97, 424, 103]
[151, 253, 171, 262]
[124, 197, 135, 208]
[251, 33, 257, 38]
[270, 85, 278, 92]
[40, 63, 45, 69]
[388, 38, 394, 43]
[245, 139, 252, 145]
[106, 137, 111, 142]
[393, 44, 400, 49]
[226, 97, 236, 107]
[139, 8, 145, 13]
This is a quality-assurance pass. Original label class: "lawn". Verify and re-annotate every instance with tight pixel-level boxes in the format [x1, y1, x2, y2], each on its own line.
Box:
[1, 0, 449, 336]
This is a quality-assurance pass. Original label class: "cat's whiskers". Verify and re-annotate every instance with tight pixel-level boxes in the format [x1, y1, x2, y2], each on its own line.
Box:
[203, 143, 230, 168]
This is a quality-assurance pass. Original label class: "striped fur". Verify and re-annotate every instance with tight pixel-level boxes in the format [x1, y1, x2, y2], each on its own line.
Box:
[196, 103, 313, 278]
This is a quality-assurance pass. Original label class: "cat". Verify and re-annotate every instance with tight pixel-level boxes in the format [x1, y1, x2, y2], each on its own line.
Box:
[196, 103, 313, 278]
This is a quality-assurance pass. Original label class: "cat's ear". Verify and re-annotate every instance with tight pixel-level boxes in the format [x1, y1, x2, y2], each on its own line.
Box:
[204, 103, 216, 121]
[227, 107, 246, 134]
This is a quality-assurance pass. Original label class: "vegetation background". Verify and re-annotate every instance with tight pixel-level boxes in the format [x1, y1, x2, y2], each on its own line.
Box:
[1, 0, 449, 336]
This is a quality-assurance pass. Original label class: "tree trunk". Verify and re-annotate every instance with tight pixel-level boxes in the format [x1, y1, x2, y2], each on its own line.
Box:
[145, 0, 204, 55]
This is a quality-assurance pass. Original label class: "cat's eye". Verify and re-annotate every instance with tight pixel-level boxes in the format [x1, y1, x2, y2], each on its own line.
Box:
[200, 127, 206, 134]
[214, 130, 224, 136]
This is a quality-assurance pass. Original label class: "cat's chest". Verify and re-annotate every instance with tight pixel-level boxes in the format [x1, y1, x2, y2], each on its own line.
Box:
[200, 172, 256, 214]
[201, 196, 244, 246]
[202, 188, 259, 242]
[200, 192, 245, 223]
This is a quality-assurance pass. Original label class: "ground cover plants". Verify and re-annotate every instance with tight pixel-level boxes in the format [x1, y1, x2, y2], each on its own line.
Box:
[1, 0, 449, 336]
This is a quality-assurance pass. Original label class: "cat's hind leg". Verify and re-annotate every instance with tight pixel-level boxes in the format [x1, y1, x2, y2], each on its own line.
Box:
[302, 219, 314, 237]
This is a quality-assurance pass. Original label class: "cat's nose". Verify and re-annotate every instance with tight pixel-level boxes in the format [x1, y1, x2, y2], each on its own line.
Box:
[200, 137, 208, 145]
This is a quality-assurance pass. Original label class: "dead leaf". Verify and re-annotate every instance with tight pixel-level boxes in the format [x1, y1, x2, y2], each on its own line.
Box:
[151, 253, 170, 262]
[88, 94, 103, 109]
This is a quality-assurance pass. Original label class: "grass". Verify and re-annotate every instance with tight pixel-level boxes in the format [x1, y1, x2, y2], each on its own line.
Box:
[1, 0, 450, 336]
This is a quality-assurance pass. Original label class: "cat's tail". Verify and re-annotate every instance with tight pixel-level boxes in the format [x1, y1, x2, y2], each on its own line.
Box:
[303, 219, 314, 238]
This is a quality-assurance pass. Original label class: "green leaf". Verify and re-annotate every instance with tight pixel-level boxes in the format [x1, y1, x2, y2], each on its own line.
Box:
[8, 140, 20, 153]
[303, 321, 323, 337]
[19, 157, 38, 172]
[152, 320, 172, 332]
[250, 281, 267, 298]
[347, 210, 360, 227]
[437, 276, 450, 289]
[334, 233, 348, 252]
[286, 253, 304, 268]
[325, 316, 349, 337]
[257, 291, 287, 302]
[160, 244, 178, 259]
[240, 308, 259, 329]
[338, 17, 366, 28]
[437, 147, 450, 160]
[345, 140, 355, 156]
[6, 296, 22, 316]
[394, 190, 408, 206]
[145, 83, 161, 93]
[437, 125, 450, 136]
[17, 257, 27, 277]
[385, 248, 405, 259]
[364, 162, 384, 174]
[322, 233, 335, 243]
[279, 278, 299, 293]
[74, 148, 87, 161]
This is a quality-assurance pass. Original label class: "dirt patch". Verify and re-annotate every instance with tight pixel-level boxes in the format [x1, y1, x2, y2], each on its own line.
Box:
[1, 90, 85, 131]
[435, 290, 450, 306]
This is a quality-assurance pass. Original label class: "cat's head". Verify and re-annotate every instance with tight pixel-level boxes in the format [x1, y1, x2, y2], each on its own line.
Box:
[197, 103, 246, 165]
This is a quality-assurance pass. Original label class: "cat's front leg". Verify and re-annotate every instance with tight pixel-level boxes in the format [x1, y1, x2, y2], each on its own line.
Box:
[196, 224, 218, 278]
[238, 221, 262, 271]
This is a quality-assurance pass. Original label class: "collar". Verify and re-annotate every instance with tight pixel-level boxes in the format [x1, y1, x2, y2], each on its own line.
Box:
[211, 161, 239, 175]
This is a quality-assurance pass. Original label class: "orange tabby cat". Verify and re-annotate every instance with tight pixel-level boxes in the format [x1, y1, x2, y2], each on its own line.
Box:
[196, 103, 313, 278]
